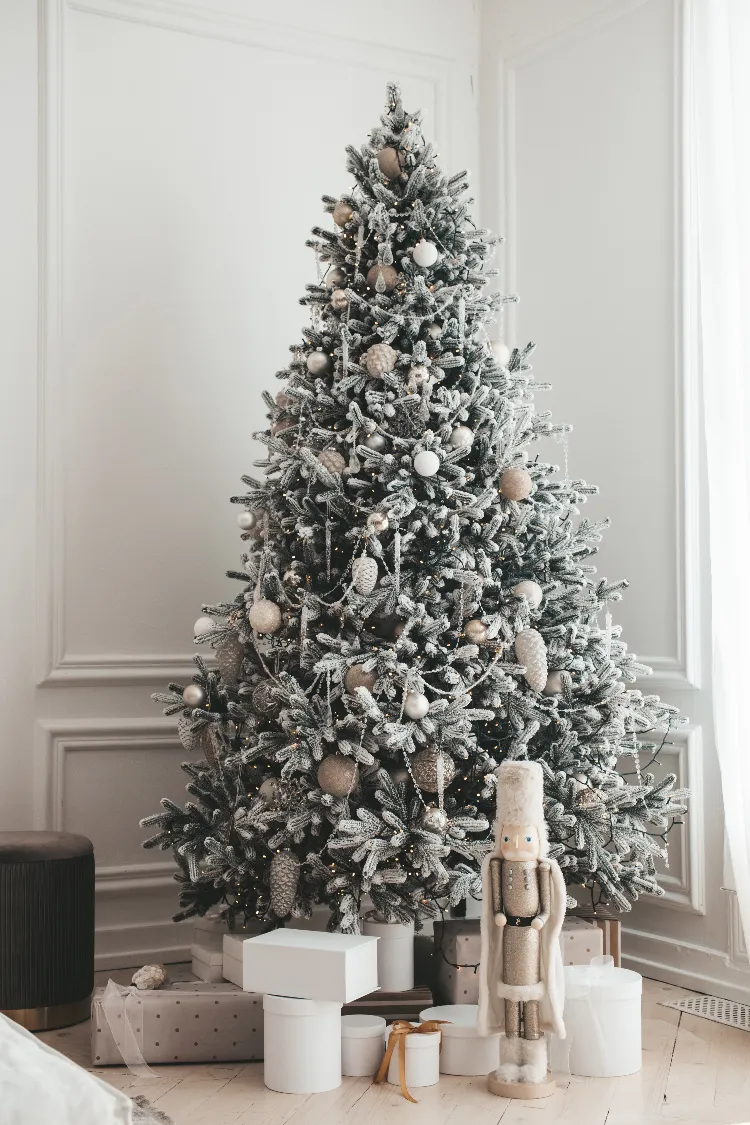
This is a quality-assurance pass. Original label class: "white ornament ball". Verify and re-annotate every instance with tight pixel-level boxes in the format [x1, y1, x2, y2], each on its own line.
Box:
[248, 599, 282, 634]
[413, 449, 440, 477]
[352, 555, 378, 596]
[377, 146, 402, 179]
[426, 323, 443, 339]
[324, 266, 346, 288]
[307, 351, 331, 376]
[236, 509, 257, 532]
[404, 691, 430, 720]
[132, 964, 167, 991]
[514, 628, 548, 693]
[367, 509, 389, 534]
[492, 339, 511, 366]
[512, 580, 543, 610]
[464, 619, 488, 644]
[363, 342, 398, 378]
[408, 365, 431, 387]
[543, 670, 565, 696]
[412, 239, 439, 268]
[366, 263, 399, 292]
[364, 432, 386, 452]
[317, 754, 358, 797]
[411, 749, 456, 792]
[194, 615, 214, 637]
[332, 200, 353, 227]
[330, 288, 348, 311]
[345, 664, 377, 693]
[419, 805, 449, 834]
[259, 776, 279, 804]
[182, 683, 206, 708]
[318, 449, 346, 474]
[450, 426, 474, 449]
[500, 466, 533, 501]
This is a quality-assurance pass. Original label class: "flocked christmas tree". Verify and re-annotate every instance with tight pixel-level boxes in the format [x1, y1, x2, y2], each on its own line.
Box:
[142, 86, 687, 932]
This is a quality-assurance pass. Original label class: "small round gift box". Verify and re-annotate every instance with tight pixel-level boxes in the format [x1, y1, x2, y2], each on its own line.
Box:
[263, 994, 342, 1093]
[563, 956, 642, 1077]
[341, 1014, 386, 1076]
[385, 1022, 441, 1089]
[420, 1004, 500, 1075]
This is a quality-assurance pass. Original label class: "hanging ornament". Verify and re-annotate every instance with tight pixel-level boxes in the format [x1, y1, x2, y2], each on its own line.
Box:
[323, 266, 346, 288]
[412, 239, 439, 267]
[318, 449, 346, 474]
[404, 691, 430, 720]
[500, 467, 533, 501]
[182, 683, 206, 708]
[252, 680, 279, 716]
[330, 288, 348, 311]
[411, 749, 456, 792]
[426, 323, 443, 339]
[345, 664, 377, 693]
[364, 432, 386, 452]
[413, 449, 440, 477]
[512, 579, 543, 609]
[450, 426, 474, 449]
[366, 509, 389, 534]
[363, 342, 398, 379]
[492, 339, 511, 366]
[408, 364, 431, 387]
[248, 599, 282, 634]
[352, 556, 378, 596]
[236, 509, 257, 532]
[419, 805, 449, 834]
[576, 787, 602, 810]
[377, 146, 402, 179]
[271, 419, 292, 436]
[514, 628, 548, 692]
[194, 615, 214, 636]
[269, 850, 300, 918]
[332, 200, 353, 226]
[259, 776, 279, 804]
[543, 670, 565, 696]
[366, 263, 398, 292]
[387, 764, 410, 785]
[177, 714, 212, 754]
[464, 619, 488, 644]
[215, 632, 244, 686]
[307, 351, 331, 376]
[276, 391, 294, 409]
[317, 753, 358, 797]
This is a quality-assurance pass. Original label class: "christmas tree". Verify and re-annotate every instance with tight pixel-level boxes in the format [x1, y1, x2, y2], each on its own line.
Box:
[142, 86, 687, 931]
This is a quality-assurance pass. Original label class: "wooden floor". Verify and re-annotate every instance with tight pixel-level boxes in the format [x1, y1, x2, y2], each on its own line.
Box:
[40, 967, 750, 1125]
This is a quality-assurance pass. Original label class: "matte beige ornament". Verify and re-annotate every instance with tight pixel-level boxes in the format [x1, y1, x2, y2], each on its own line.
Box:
[332, 200, 353, 226]
[512, 579, 543, 610]
[515, 628, 548, 692]
[377, 146, 402, 179]
[317, 753, 358, 797]
[252, 679, 279, 716]
[543, 670, 565, 696]
[411, 749, 456, 792]
[366, 263, 399, 292]
[500, 467, 533, 502]
[464, 619, 488, 644]
[270, 849, 300, 918]
[364, 432, 386, 452]
[330, 288, 348, 311]
[215, 633, 244, 686]
[132, 964, 167, 991]
[182, 683, 206, 708]
[248, 599, 282, 634]
[367, 509, 389, 534]
[345, 664, 377, 693]
[307, 351, 331, 376]
[318, 448, 346, 474]
[363, 342, 398, 378]
[352, 555, 378, 595]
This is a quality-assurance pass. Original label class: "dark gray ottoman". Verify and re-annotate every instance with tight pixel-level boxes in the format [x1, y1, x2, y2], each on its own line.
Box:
[0, 832, 94, 1030]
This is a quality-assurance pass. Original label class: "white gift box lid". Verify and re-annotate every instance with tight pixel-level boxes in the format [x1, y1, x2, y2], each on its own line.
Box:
[341, 1014, 386, 1040]
[419, 1004, 486, 1038]
[564, 957, 642, 1001]
[243, 928, 378, 1003]
[385, 1023, 440, 1051]
[264, 994, 341, 1017]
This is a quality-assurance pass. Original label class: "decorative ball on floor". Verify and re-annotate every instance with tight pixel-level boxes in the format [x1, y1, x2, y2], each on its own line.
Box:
[248, 599, 282, 634]
[317, 754, 358, 797]
[411, 749, 456, 791]
[132, 964, 167, 991]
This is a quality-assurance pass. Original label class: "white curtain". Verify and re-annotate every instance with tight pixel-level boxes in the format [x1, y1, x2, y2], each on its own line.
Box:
[688, 0, 750, 949]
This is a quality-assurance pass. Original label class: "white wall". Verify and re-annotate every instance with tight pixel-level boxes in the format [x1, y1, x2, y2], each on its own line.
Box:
[1, 0, 480, 967]
[480, 0, 750, 1001]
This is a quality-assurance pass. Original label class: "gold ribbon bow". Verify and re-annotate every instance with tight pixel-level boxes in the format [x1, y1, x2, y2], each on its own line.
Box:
[374, 1019, 449, 1103]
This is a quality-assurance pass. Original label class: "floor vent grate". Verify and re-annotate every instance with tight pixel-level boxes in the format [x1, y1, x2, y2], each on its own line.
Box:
[660, 993, 750, 1031]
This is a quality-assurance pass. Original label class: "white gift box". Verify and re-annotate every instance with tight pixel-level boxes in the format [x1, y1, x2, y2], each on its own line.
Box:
[242, 929, 379, 1003]
[341, 1014, 386, 1076]
[263, 994, 342, 1093]
[362, 918, 414, 992]
[419, 1004, 500, 1075]
[560, 917, 604, 965]
[192, 933, 224, 983]
[563, 957, 642, 1077]
[386, 1023, 441, 1089]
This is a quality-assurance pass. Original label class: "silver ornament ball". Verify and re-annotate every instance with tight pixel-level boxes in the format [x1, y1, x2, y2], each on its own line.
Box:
[412, 239, 439, 268]
[450, 426, 474, 449]
[404, 691, 430, 720]
[411, 749, 457, 792]
[324, 266, 346, 288]
[512, 579, 543, 609]
[419, 805, 449, 834]
[364, 432, 386, 452]
[247, 599, 282, 634]
[182, 683, 206, 708]
[464, 619, 488, 644]
[236, 509, 257, 532]
[317, 753, 358, 797]
[413, 449, 440, 477]
[194, 615, 214, 637]
[307, 351, 331, 376]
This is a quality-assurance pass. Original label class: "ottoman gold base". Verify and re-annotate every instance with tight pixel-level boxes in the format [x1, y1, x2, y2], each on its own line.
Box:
[487, 1073, 556, 1100]
[2, 995, 91, 1031]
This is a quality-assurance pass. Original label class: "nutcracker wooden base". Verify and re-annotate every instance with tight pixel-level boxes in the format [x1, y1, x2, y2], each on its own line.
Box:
[487, 1073, 556, 1099]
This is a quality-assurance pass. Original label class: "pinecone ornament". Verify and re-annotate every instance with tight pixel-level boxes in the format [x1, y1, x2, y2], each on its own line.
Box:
[132, 964, 167, 990]
[352, 556, 378, 595]
[269, 849, 300, 918]
[363, 343, 398, 379]
[177, 714, 212, 755]
[215, 632, 244, 687]
[318, 449, 346, 474]
[411, 749, 457, 792]
[514, 628, 548, 692]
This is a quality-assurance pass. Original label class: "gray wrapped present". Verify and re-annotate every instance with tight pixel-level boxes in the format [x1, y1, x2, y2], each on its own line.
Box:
[433, 919, 481, 1005]
[91, 979, 263, 1065]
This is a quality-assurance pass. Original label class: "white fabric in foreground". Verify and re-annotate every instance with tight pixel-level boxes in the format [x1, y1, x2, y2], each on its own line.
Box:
[0, 1012, 132, 1125]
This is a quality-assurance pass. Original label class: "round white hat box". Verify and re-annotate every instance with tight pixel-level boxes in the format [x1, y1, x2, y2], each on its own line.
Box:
[341, 1014, 386, 1076]
[263, 995, 342, 1093]
[386, 1024, 441, 1089]
[420, 1005, 500, 1075]
[563, 958, 642, 1077]
[362, 917, 414, 991]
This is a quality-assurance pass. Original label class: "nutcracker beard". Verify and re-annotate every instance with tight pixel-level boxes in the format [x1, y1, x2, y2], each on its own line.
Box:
[477, 761, 566, 1088]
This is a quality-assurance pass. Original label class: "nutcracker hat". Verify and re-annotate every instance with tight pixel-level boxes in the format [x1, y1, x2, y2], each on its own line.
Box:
[492, 759, 549, 855]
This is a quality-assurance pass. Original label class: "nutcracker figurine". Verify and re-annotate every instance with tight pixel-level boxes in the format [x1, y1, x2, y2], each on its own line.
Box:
[478, 761, 566, 1098]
